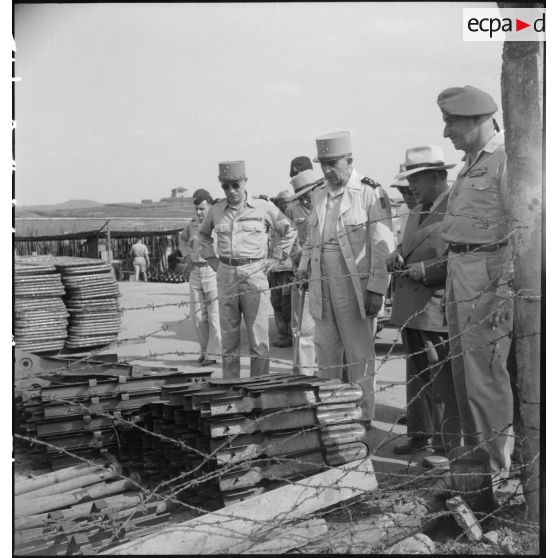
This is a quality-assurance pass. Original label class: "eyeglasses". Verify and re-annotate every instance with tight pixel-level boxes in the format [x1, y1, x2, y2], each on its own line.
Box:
[221, 182, 242, 191]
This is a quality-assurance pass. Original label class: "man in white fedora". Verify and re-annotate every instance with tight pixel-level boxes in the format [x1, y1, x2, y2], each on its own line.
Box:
[387, 146, 461, 457]
[437, 85, 515, 479]
[297, 131, 394, 426]
[287, 165, 324, 374]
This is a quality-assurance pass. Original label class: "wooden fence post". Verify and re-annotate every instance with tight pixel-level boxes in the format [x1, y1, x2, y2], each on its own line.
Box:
[499, 9, 543, 523]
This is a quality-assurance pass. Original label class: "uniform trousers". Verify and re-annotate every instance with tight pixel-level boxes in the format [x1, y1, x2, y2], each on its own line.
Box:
[189, 266, 221, 359]
[291, 286, 316, 375]
[401, 327, 461, 451]
[268, 270, 293, 340]
[313, 247, 376, 421]
[217, 261, 270, 378]
[446, 250, 514, 472]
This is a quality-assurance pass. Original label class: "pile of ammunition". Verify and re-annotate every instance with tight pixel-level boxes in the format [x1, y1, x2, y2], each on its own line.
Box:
[118, 373, 369, 508]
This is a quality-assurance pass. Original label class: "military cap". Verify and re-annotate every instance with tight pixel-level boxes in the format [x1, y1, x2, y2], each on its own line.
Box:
[192, 188, 213, 205]
[313, 131, 352, 163]
[437, 85, 498, 116]
[289, 156, 313, 178]
[218, 161, 246, 182]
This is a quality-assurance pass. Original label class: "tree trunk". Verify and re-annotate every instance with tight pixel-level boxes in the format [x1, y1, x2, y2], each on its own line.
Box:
[499, 11, 543, 523]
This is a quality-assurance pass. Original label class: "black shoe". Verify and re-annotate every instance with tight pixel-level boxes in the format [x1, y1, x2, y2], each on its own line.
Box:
[393, 438, 432, 455]
[274, 337, 293, 348]
[197, 355, 205, 363]
[200, 358, 218, 367]
[395, 415, 407, 425]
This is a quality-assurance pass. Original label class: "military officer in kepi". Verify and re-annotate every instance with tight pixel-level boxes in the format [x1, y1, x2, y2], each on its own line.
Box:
[437, 85, 515, 479]
[199, 161, 297, 378]
[297, 131, 394, 427]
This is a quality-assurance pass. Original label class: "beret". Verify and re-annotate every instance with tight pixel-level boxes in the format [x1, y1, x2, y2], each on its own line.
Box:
[437, 85, 498, 116]
[192, 188, 213, 205]
[289, 156, 313, 178]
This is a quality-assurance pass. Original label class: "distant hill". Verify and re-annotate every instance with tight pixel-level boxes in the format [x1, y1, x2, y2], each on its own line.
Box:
[19, 199, 104, 212]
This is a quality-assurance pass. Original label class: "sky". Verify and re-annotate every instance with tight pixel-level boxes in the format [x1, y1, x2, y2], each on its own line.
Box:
[13, 2, 506, 206]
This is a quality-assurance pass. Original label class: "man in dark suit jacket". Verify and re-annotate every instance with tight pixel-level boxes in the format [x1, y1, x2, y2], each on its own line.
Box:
[388, 146, 461, 456]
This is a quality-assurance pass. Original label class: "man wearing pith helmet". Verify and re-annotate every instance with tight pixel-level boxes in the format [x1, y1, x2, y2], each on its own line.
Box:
[287, 162, 324, 374]
[438, 85, 515, 479]
[297, 132, 394, 427]
[198, 161, 297, 378]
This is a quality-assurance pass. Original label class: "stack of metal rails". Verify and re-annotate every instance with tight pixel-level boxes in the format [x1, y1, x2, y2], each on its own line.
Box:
[14, 461, 173, 555]
[14, 262, 69, 353]
[55, 258, 122, 350]
[118, 374, 369, 508]
[14, 351, 212, 469]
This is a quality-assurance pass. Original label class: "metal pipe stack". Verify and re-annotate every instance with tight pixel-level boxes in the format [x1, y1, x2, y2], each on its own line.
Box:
[14, 461, 172, 555]
[118, 374, 369, 508]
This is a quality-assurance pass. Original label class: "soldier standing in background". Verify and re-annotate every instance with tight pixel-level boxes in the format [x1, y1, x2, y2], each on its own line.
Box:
[297, 132, 394, 426]
[179, 189, 221, 366]
[199, 161, 297, 378]
[286, 164, 324, 374]
[268, 190, 295, 348]
[437, 85, 515, 479]
[129, 237, 150, 282]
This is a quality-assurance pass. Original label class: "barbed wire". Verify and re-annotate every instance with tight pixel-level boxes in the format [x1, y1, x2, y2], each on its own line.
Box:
[13, 208, 541, 554]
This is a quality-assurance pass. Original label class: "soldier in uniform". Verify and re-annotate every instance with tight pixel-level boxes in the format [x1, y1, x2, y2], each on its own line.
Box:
[297, 131, 394, 425]
[268, 190, 295, 348]
[437, 85, 515, 477]
[199, 161, 297, 378]
[178, 189, 221, 366]
[129, 237, 150, 282]
[286, 164, 324, 374]
[388, 146, 461, 456]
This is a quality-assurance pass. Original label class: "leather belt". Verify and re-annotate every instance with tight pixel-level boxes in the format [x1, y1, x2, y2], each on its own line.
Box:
[449, 241, 507, 253]
[191, 261, 208, 267]
[219, 256, 263, 266]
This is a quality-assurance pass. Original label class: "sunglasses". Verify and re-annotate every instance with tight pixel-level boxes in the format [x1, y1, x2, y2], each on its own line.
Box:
[221, 182, 242, 191]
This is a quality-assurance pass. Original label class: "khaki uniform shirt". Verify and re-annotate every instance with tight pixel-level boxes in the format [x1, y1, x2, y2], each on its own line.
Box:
[441, 132, 509, 244]
[129, 242, 149, 259]
[198, 193, 297, 261]
[178, 218, 206, 263]
[322, 187, 345, 245]
[441, 132, 513, 296]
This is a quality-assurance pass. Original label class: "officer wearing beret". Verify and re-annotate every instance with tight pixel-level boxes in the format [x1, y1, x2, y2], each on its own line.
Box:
[178, 189, 221, 366]
[199, 161, 297, 378]
[297, 132, 394, 425]
[438, 85, 515, 477]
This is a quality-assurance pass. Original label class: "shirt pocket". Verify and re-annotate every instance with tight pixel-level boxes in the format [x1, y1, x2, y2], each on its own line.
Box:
[469, 177, 494, 191]
[342, 208, 368, 244]
[238, 220, 267, 255]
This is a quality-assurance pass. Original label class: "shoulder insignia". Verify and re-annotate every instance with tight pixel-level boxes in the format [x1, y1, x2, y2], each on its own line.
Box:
[361, 176, 381, 189]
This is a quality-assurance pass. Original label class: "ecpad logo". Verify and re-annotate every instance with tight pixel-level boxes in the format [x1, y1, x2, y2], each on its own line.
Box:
[463, 8, 545, 42]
